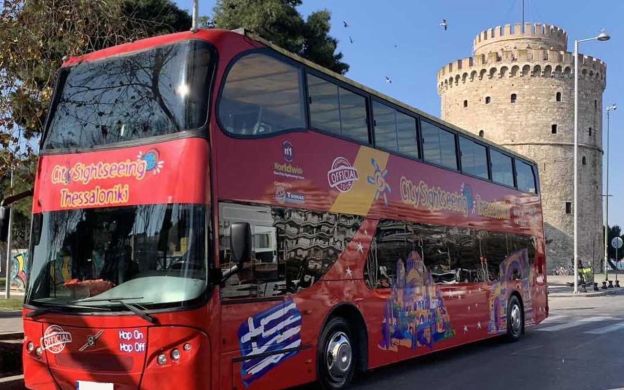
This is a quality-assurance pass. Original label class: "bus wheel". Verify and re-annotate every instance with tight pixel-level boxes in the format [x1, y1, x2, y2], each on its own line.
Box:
[318, 317, 355, 389]
[506, 295, 523, 342]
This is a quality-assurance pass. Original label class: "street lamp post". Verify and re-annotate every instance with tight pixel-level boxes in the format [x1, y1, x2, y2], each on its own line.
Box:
[574, 31, 610, 294]
[604, 104, 616, 284]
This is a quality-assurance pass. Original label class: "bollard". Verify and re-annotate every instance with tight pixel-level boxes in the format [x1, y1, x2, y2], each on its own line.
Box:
[609, 280, 614, 288]
[594, 282, 599, 291]
[616, 280, 621, 288]
[602, 281, 608, 289]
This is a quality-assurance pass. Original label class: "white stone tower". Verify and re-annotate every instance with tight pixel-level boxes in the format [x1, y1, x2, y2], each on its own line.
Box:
[437, 23, 606, 272]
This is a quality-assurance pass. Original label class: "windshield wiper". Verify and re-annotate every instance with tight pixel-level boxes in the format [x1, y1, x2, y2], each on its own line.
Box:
[76, 297, 157, 324]
[27, 303, 111, 319]
[115, 300, 158, 324]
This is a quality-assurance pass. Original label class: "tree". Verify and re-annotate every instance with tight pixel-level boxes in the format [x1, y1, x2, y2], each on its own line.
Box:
[0, 0, 192, 177]
[212, 0, 349, 74]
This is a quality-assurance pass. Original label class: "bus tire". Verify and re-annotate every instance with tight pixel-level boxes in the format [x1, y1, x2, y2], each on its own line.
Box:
[506, 294, 523, 342]
[318, 316, 355, 389]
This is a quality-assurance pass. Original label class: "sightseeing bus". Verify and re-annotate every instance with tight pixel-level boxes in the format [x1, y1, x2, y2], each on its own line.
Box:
[19, 28, 547, 390]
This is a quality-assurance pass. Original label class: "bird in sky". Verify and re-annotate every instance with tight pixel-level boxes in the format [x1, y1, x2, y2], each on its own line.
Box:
[440, 19, 448, 31]
[343, 20, 349, 28]
[385, 76, 392, 84]
[349, 36, 354, 44]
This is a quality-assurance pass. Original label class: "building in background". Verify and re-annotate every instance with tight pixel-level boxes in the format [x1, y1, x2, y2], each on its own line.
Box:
[437, 23, 606, 272]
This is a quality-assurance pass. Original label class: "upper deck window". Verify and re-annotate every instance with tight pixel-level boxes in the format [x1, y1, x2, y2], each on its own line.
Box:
[515, 160, 537, 193]
[44, 41, 213, 150]
[490, 149, 514, 187]
[308, 74, 369, 143]
[421, 120, 457, 170]
[219, 53, 305, 135]
[459, 136, 488, 179]
[373, 101, 419, 158]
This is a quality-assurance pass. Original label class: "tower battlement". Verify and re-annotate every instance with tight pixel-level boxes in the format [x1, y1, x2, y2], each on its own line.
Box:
[437, 49, 606, 91]
[473, 23, 567, 54]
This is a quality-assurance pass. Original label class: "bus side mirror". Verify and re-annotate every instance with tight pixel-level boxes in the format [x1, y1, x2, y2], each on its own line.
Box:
[0, 207, 9, 242]
[230, 222, 252, 268]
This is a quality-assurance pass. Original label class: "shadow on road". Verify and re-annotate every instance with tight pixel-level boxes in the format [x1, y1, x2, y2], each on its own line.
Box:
[294, 335, 512, 389]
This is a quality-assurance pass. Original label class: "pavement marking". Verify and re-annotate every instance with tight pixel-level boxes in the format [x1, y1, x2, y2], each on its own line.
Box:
[584, 321, 624, 335]
[537, 316, 612, 332]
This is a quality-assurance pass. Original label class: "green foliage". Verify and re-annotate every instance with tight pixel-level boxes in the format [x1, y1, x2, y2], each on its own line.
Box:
[213, 0, 348, 74]
[0, 0, 192, 176]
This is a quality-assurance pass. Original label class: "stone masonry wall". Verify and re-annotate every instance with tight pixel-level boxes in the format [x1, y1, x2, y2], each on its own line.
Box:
[437, 23, 606, 272]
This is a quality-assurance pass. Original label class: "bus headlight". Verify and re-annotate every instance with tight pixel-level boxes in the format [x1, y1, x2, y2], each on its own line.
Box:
[171, 348, 181, 361]
[157, 353, 167, 365]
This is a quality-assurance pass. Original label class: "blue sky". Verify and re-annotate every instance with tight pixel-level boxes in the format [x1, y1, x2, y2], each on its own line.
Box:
[176, 0, 624, 226]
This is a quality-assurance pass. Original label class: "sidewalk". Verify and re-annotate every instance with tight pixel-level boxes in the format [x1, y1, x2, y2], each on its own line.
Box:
[548, 273, 624, 298]
[0, 312, 22, 336]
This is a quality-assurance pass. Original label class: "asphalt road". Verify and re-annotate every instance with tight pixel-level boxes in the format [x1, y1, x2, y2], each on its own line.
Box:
[328, 295, 624, 390]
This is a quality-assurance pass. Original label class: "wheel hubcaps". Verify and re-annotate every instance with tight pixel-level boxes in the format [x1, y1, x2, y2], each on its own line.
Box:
[326, 331, 352, 381]
[510, 304, 522, 335]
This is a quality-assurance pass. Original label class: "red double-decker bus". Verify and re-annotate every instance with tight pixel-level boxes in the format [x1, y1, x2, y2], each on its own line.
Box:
[21, 28, 547, 390]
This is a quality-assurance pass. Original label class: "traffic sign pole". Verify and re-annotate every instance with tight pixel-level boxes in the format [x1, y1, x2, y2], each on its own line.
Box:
[611, 237, 623, 287]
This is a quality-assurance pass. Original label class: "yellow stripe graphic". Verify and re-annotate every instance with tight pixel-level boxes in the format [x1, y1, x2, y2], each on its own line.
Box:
[330, 147, 389, 216]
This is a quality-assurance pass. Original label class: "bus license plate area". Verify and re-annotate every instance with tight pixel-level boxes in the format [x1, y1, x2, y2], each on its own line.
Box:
[77, 381, 114, 390]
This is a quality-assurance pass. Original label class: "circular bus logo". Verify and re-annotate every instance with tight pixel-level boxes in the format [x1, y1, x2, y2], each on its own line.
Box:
[282, 141, 294, 162]
[327, 157, 359, 193]
[41, 325, 73, 354]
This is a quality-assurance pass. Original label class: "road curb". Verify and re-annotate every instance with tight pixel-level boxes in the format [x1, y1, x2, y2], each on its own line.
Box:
[0, 374, 24, 389]
[549, 289, 621, 298]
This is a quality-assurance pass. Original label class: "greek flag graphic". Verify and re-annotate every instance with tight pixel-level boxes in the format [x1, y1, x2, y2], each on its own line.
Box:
[238, 299, 302, 387]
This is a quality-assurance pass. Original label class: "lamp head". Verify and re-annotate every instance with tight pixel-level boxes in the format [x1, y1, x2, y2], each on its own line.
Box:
[597, 31, 610, 41]
[607, 104, 617, 112]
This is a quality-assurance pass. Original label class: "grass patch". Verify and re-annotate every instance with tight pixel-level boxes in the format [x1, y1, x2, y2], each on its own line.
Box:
[0, 297, 23, 311]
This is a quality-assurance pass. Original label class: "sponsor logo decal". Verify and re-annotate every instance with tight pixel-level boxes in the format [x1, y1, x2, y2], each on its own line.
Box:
[327, 157, 359, 193]
[273, 140, 304, 180]
[275, 185, 305, 205]
[41, 325, 72, 354]
[366, 158, 391, 206]
[238, 299, 302, 387]
[282, 141, 294, 162]
[79, 330, 104, 352]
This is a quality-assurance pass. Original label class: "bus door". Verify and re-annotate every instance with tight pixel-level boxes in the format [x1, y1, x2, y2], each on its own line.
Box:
[218, 203, 296, 389]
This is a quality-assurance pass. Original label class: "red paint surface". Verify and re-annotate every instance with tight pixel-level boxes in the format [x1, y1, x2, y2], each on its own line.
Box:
[24, 29, 547, 390]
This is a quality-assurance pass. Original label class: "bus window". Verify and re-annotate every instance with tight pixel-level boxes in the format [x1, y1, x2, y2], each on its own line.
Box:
[396, 111, 419, 158]
[44, 41, 213, 150]
[373, 101, 419, 159]
[490, 149, 514, 187]
[421, 120, 458, 170]
[373, 101, 399, 151]
[219, 53, 305, 136]
[459, 136, 488, 179]
[308, 74, 369, 143]
[515, 160, 537, 193]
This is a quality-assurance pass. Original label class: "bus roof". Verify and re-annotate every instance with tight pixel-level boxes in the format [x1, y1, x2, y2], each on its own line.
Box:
[232, 28, 537, 167]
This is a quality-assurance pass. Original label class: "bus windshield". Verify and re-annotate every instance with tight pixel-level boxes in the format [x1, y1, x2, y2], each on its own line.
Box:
[43, 40, 213, 150]
[26, 204, 207, 310]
